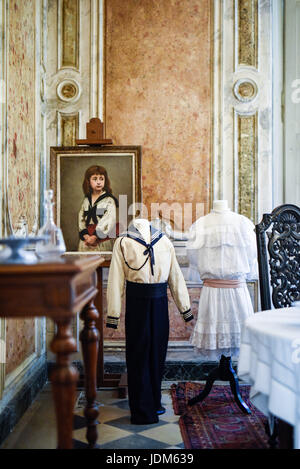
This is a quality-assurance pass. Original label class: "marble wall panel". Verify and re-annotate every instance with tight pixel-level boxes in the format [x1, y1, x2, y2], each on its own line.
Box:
[61, 0, 79, 69]
[236, 112, 257, 220]
[5, 319, 35, 376]
[7, 0, 36, 231]
[105, 0, 212, 225]
[5, 0, 36, 374]
[237, 0, 258, 68]
[220, 0, 272, 222]
[58, 112, 79, 146]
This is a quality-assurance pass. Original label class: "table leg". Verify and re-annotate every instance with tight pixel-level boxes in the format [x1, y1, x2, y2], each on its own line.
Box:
[80, 300, 100, 448]
[50, 318, 79, 449]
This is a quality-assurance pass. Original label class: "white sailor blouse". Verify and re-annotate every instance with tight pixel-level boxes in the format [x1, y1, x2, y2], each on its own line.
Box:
[106, 220, 193, 329]
[78, 192, 118, 252]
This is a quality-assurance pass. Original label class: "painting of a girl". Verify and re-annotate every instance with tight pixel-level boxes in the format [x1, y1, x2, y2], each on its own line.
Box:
[78, 165, 119, 252]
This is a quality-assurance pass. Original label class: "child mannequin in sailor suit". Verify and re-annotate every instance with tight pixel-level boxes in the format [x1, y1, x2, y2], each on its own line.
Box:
[106, 218, 193, 425]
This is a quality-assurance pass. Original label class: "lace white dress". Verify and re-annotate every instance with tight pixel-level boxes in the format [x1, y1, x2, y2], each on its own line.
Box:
[187, 210, 258, 360]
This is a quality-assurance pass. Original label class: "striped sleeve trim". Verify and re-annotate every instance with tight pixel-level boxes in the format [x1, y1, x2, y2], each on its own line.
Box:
[106, 316, 119, 329]
[181, 309, 194, 322]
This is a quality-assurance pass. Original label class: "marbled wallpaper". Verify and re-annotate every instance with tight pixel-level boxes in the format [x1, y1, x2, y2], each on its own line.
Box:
[5, 0, 36, 374]
[7, 0, 36, 231]
[5, 318, 35, 376]
[105, 0, 212, 225]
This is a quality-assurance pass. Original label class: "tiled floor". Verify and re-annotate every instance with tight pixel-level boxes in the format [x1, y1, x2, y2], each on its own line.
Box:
[0, 382, 185, 450]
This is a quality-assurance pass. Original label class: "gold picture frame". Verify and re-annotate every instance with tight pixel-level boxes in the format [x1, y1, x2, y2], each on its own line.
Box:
[50, 145, 142, 253]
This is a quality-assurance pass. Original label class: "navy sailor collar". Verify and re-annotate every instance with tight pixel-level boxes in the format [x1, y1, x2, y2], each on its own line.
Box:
[84, 192, 118, 226]
[121, 222, 163, 244]
[87, 192, 119, 208]
[119, 223, 165, 275]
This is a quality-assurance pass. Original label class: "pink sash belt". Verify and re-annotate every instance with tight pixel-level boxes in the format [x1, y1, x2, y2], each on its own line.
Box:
[203, 279, 246, 289]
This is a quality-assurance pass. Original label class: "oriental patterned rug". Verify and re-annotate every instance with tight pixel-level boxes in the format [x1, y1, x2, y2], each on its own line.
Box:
[170, 382, 270, 449]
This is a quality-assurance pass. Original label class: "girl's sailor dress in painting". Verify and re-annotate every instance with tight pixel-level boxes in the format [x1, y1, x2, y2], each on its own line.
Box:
[106, 219, 192, 424]
[78, 192, 118, 252]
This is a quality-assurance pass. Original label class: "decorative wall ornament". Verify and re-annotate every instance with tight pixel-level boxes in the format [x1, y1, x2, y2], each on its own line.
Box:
[214, 0, 272, 223]
[56, 79, 81, 103]
[233, 78, 258, 102]
[235, 0, 258, 69]
[234, 111, 258, 222]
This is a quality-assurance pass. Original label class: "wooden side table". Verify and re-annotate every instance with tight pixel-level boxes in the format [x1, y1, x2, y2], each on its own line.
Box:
[0, 254, 103, 449]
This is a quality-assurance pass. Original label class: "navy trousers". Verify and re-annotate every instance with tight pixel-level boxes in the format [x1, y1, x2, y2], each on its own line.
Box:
[125, 281, 169, 424]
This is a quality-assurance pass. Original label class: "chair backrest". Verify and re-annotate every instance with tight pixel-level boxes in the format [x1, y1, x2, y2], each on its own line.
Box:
[255, 204, 300, 311]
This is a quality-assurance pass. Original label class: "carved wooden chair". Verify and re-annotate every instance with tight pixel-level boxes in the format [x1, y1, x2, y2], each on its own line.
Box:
[256, 203, 300, 311]
[256, 203, 300, 447]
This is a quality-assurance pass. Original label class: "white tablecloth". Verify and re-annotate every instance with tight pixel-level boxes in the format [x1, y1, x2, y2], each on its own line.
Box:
[238, 307, 300, 449]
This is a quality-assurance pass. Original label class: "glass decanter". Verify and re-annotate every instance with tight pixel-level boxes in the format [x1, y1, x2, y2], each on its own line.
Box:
[14, 215, 29, 238]
[36, 189, 66, 259]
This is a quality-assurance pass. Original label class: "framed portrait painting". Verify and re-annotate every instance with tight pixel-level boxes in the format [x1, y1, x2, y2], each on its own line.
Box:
[50, 145, 142, 253]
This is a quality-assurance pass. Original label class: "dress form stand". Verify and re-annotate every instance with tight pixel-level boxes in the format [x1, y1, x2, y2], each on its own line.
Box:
[188, 200, 251, 415]
[188, 355, 251, 414]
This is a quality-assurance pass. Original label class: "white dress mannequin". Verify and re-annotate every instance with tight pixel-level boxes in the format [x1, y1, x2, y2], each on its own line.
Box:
[187, 200, 258, 360]
[211, 199, 230, 213]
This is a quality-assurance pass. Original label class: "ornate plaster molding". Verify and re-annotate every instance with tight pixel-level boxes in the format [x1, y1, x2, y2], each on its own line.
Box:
[56, 78, 81, 103]
[233, 78, 258, 102]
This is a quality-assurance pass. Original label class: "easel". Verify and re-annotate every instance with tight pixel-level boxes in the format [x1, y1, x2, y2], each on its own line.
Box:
[75, 118, 113, 146]
[76, 119, 127, 397]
